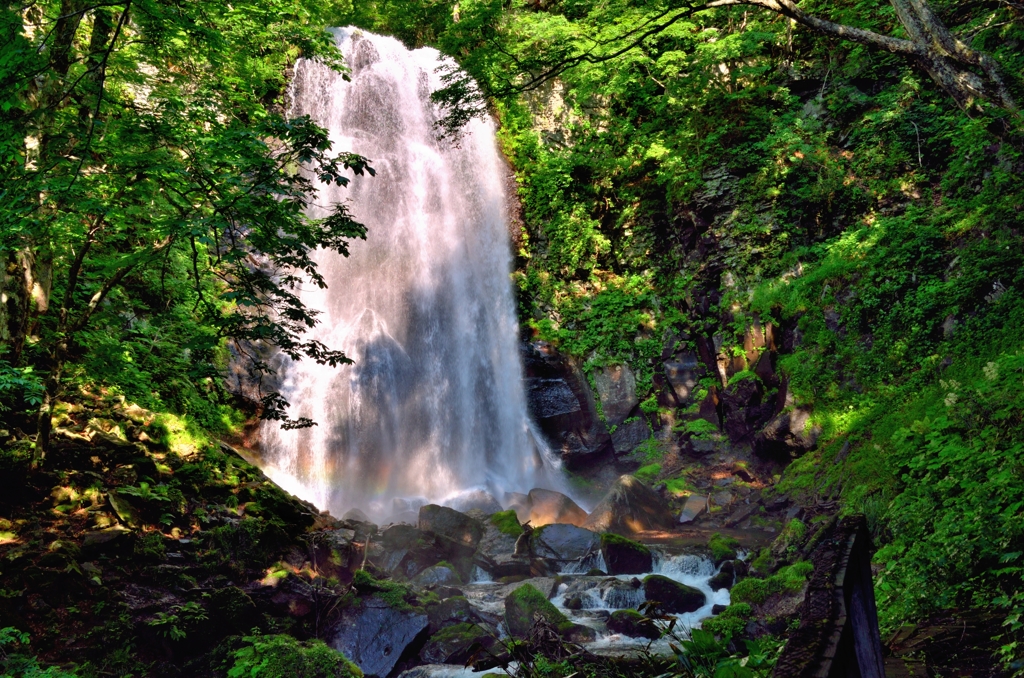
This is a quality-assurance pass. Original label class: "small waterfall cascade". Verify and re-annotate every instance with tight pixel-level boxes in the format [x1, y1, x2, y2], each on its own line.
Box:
[259, 29, 563, 520]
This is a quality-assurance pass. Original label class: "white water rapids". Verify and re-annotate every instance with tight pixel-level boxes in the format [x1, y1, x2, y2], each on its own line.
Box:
[259, 29, 564, 521]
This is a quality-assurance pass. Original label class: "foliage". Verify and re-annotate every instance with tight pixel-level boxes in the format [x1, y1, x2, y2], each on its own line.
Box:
[0, 627, 78, 678]
[227, 633, 362, 678]
[1, 0, 375, 438]
[701, 603, 753, 642]
[147, 602, 209, 642]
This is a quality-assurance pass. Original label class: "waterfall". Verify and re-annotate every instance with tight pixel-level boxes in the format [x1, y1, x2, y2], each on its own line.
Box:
[259, 28, 563, 521]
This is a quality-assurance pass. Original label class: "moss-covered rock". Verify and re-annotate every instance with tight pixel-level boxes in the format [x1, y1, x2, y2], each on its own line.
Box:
[643, 575, 705, 613]
[607, 609, 660, 640]
[504, 583, 574, 637]
[600, 533, 652, 575]
[707, 532, 740, 563]
[419, 622, 495, 664]
[490, 510, 523, 537]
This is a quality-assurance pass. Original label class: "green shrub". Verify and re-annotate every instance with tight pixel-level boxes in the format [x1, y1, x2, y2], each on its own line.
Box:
[701, 602, 752, 640]
[227, 634, 362, 678]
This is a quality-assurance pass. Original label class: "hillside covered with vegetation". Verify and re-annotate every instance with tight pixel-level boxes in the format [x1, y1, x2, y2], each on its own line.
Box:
[2, 0, 1023, 675]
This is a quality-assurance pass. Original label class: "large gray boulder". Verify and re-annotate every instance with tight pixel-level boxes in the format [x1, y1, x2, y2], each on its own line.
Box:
[583, 475, 675, 535]
[418, 505, 484, 551]
[592, 364, 639, 426]
[329, 597, 428, 678]
[526, 488, 588, 527]
[532, 523, 600, 562]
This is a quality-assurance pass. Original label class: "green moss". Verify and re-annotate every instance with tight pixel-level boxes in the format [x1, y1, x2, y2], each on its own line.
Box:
[600, 532, 651, 556]
[663, 476, 695, 498]
[227, 633, 362, 678]
[634, 463, 662, 484]
[731, 562, 813, 605]
[430, 622, 488, 644]
[505, 584, 573, 637]
[489, 510, 523, 537]
[352, 570, 422, 612]
[707, 533, 740, 561]
[726, 370, 760, 387]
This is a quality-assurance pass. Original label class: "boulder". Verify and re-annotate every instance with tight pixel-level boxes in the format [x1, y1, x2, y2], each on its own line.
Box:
[418, 505, 484, 551]
[446, 489, 503, 515]
[607, 609, 660, 640]
[413, 564, 461, 587]
[523, 344, 613, 471]
[504, 583, 574, 638]
[532, 524, 600, 562]
[582, 475, 675, 535]
[600, 533, 653, 575]
[643, 575, 705, 614]
[343, 508, 371, 522]
[419, 623, 495, 665]
[475, 522, 530, 579]
[426, 596, 473, 633]
[329, 597, 428, 678]
[526, 488, 588, 527]
[375, 524, 444, 580]
[678, 495, 708, 524]
[610, 418, 652, 456]
[592, 364, 639, 426]
[754, 408, 820, 459]
[504, 492, 531, 523]
[708, 560, 735, 591]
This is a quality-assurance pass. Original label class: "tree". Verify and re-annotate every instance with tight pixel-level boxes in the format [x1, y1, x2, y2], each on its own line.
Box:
[424, 0, 1020, 137]
[0, 0, 371, 460]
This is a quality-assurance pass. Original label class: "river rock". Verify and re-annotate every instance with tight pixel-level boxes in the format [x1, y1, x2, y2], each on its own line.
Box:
[475, 523, 530, 579]
[413, 564, 461, 587]
[532, 523, 600, 562]
[592, 364, 639, 426]
[526, 488, 588, 527]
[643, 575, 705, 614]
[426, 595, 473, 633]
[329, 597, 428, 678]
[607, 609, 659, 640]
[504, 583, 573, 638]
[600, 533, 653, 575]
[708, 562, 735, 591]
[374, 524, 445, 579]
[419, 505, 484, 551]
[678, 494, 708, 524]
[419, 623, 495, 665]
[583, 475, 675, 534]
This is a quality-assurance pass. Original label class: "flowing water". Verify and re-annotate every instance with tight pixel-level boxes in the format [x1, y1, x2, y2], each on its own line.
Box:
[259, 29, 563, 520]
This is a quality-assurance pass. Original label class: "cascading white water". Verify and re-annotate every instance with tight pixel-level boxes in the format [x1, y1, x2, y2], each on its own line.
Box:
[259, 28, 563, 520]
